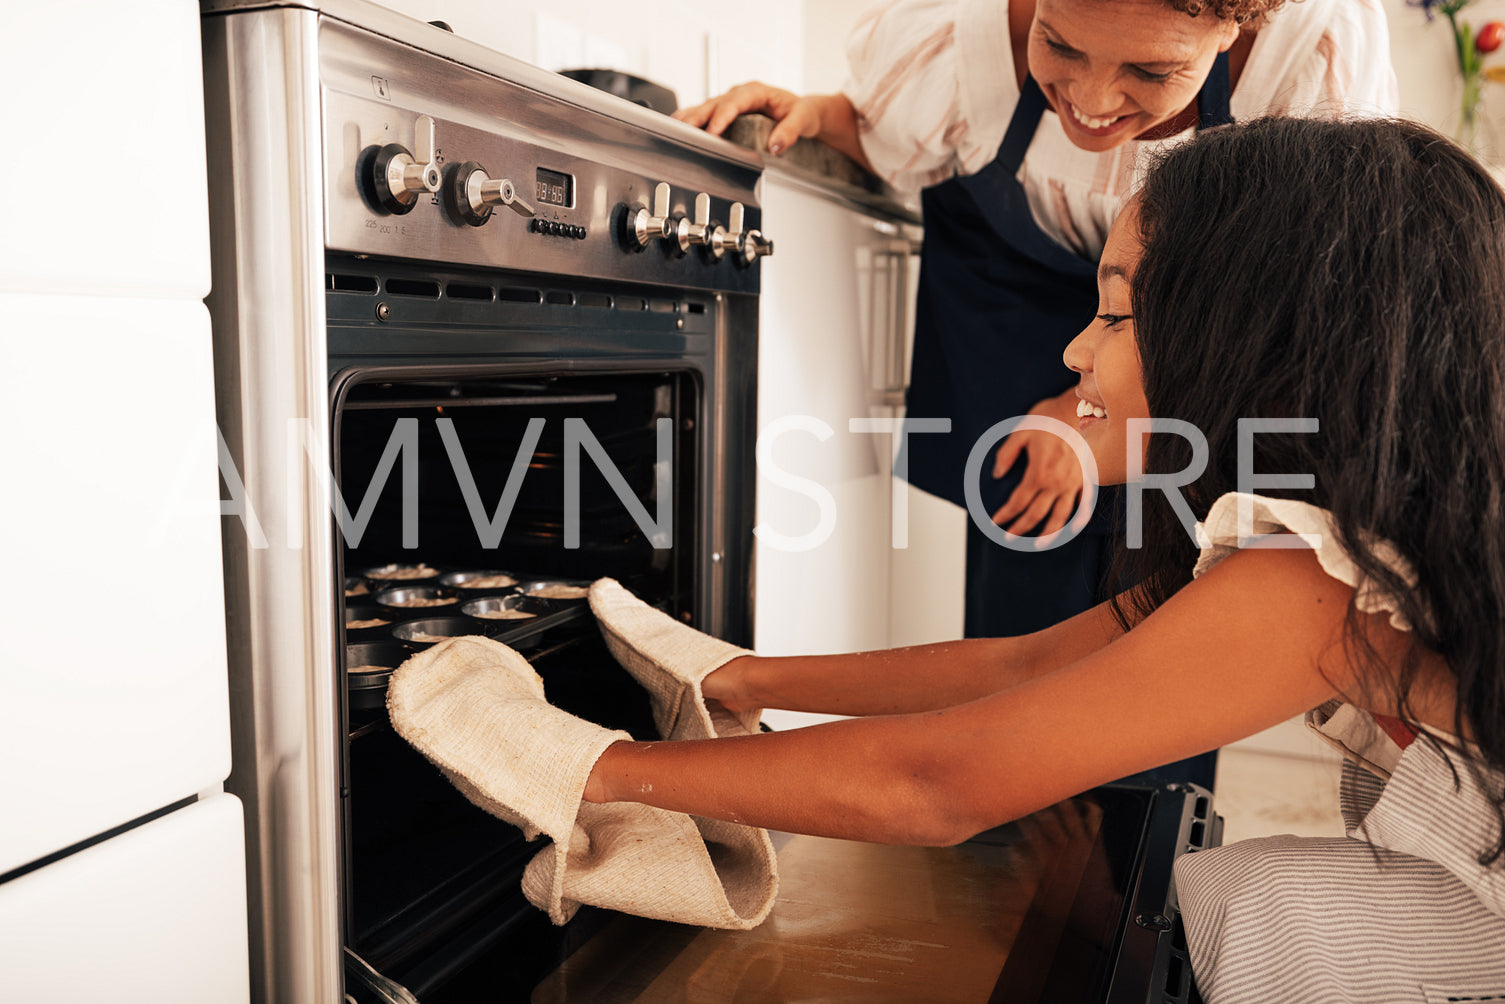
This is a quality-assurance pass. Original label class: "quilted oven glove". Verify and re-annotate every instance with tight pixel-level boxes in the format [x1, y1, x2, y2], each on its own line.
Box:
[386, 635, 776, 929]
[589, 578, 761, 740]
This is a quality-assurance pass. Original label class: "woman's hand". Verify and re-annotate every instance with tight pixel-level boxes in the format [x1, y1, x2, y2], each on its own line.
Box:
[990, 388, 1088, 536]
[674, 84, 872, 169]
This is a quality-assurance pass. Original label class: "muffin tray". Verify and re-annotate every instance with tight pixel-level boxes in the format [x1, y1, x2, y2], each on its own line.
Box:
[341, 565, 596, 714]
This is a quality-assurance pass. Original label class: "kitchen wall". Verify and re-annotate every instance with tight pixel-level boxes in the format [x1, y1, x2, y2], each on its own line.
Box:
[803, 0, 873, 94]
[365, 0, 805, 113]
[1384, 0, 1505, 160]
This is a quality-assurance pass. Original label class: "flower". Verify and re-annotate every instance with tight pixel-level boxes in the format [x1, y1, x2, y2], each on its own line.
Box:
[1412, 0, 1494, 152]
[1408, 0, 1470, 22]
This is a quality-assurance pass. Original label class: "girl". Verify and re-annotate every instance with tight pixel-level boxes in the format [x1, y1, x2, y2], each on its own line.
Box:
[585, 116, 1505, 998]
[392, 117, 1505, 998]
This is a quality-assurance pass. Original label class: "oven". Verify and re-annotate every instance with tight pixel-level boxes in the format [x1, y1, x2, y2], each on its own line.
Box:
[200, 2, 1217, 1001]
[203, 1, 758, 997]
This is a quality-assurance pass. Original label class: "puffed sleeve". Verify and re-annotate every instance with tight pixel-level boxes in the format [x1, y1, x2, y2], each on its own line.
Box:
[1232, 0, 1400, 122]
[841, 0, 968, 194]
[1192, 492, 1419, 632]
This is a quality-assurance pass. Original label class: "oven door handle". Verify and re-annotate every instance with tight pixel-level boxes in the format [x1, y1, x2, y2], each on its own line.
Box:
[343, 947, 421, 1004]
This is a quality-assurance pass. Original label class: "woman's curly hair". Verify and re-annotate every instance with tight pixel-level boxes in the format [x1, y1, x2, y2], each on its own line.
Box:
[1168, 0, 1288, 25]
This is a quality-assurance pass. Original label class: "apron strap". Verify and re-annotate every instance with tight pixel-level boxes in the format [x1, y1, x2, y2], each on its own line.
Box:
[998, 76, 1050, 175]
[1198, 49, 1234, 129]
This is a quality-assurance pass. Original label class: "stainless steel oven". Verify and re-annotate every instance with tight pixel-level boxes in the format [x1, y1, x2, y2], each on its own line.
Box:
[202, 2, 762, 998]
[201, 3, 1216, 1001]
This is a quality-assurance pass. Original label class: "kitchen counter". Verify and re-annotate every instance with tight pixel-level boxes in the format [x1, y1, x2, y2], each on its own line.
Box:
[723, 114, 920, 221]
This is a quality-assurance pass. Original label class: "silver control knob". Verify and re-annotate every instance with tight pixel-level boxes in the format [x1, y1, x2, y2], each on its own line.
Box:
[705, 202, 751, 260]
[742, 230, 775, 263]
[469, 174, 535, 218]
[726, 202, 774, 267]
[444, 160, 535, 227]
[677, 192, 725, 256]
[390, 116, 441, 203]
[629, 182, 674, 248]
[362, 115, 442, 215]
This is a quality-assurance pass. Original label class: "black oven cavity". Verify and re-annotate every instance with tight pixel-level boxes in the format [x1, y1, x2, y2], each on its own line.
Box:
[327, 254, 754, 1000]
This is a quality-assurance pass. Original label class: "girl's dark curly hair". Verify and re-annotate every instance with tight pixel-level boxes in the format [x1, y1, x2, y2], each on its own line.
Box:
[1114, 116, 1505, 863]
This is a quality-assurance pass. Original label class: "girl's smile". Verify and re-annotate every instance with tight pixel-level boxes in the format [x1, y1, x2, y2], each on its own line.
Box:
[1063, 202, 1151, 485]
[1075, 395, 1108, 426]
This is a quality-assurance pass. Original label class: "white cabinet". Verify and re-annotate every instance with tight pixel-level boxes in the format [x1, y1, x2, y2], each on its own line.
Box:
[0, 293, 231, 875]
[0, 1, 247, 994]
[0, 1, 210, 299]
[0, 795, 250, 1004]
[754, 168, 965, 728]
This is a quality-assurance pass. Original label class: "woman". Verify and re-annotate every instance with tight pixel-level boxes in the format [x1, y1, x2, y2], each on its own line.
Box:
[678, 0, 1398, 644]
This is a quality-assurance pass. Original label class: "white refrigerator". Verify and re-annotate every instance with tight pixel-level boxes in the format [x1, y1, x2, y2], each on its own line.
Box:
[0, 2, 249, 999]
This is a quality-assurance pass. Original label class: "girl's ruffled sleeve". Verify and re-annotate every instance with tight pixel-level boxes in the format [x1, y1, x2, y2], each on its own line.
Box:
[1192, 492, 1417, 632]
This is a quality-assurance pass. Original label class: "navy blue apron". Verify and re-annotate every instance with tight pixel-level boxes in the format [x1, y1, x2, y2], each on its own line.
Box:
[902, 55, 1233, 645]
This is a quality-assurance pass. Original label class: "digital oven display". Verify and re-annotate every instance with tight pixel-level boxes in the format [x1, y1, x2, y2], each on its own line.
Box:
[535, 168, 574, 209]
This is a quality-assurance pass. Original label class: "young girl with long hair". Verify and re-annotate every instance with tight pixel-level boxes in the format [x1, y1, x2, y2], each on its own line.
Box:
[394, 117, 1505, 999]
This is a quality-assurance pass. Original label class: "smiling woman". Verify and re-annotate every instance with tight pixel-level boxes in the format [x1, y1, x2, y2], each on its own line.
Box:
[1025, 0, 1242, 151]
[678, 0, 1399, 649]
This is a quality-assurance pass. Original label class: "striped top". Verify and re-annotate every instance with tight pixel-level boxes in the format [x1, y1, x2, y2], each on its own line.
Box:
[1172, 493, 1505, 1002]
[842, 0, 1399, 260]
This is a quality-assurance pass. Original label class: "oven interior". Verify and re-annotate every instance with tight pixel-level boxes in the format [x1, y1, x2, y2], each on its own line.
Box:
[334, 362, 703, 999]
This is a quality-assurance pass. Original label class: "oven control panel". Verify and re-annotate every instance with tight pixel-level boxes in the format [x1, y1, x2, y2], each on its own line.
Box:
[321, 20, 769, 295]
[623, 184, 773, 266]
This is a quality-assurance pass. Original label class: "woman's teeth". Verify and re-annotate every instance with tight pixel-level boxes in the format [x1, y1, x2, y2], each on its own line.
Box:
[1070, 104, 1122, 130]
[1076, 398, 1107, 419]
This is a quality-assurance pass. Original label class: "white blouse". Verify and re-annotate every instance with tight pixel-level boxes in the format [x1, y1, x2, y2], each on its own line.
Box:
[1174, 492, 1505, 1002]
[842, 0, 1400, 259]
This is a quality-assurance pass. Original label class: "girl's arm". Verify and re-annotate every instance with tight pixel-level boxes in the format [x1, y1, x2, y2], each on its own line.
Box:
[587, 547, 1372, 845]
[703, 595, 1130, 717]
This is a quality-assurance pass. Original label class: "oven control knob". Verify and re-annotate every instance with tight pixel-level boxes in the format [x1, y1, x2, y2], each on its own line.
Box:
[362, 114, 442, 215]
[705, 202, 745, 261]
[740, 230, 775, 265]
[676, 192, 725, 258]
[726, 203, 774, 267]
[443, 160, 536, 227]
[627, 182, 674, 249]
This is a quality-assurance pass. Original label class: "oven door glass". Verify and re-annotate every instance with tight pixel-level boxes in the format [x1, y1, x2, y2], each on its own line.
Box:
[424, 784, 1188, 1004]
[335, 369, 696, 988]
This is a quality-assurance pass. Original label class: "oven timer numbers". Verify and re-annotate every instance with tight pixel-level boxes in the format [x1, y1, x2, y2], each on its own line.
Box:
[530, 167, 588, 239]
[536, 168, 573, 209]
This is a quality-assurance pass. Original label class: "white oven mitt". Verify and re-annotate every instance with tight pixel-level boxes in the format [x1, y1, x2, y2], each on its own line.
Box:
[386, 635, 777, 929]
[589, 578, 761, 740]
